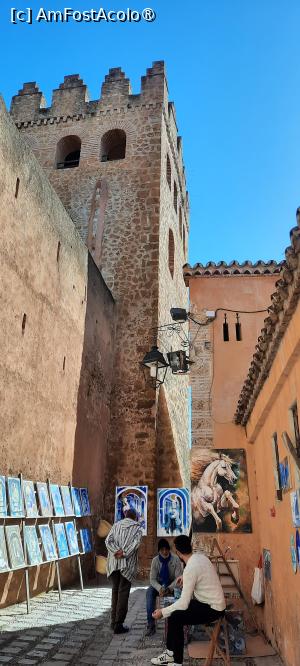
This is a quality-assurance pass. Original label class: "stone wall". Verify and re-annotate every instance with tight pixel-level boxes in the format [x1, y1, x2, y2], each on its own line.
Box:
[0, 98, 115, 604]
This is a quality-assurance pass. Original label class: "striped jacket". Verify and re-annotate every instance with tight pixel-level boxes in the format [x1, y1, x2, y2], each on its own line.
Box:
[105, 518, 143, 582]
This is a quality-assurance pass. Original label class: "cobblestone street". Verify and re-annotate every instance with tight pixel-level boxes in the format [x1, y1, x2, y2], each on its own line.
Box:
[0, 584, 283, 666]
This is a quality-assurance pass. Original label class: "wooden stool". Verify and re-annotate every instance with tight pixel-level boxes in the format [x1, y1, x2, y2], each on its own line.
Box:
[188, 616, 231, 666]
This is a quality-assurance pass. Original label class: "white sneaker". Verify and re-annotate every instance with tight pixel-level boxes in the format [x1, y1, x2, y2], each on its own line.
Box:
[151, 652, 174, 665]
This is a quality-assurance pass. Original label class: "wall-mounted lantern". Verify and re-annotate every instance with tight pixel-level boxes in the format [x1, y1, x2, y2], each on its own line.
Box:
[140, 345, 169, 389]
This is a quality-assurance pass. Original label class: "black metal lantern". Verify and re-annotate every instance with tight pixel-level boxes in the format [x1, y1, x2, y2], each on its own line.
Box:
[140, 345, 169, 389]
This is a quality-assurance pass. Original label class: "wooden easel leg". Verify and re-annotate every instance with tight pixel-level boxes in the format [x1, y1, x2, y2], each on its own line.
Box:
[55, 561, 62, 601]
[222, 618, 231, 665]
[77, 555, 84, 591]
[204, 619, 221, 666]
[25, 569, 30, 614]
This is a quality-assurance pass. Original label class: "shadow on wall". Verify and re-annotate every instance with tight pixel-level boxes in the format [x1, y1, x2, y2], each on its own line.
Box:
[72, 253, 116, 526]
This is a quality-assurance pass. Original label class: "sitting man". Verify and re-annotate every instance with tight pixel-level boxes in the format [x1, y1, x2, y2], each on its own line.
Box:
[146, 538, 182, 637]
[151, 535, 226, 665]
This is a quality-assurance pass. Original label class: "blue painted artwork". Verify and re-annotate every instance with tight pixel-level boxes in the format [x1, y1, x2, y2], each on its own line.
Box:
[291, 535, 297, 573]
[36, 483, 52, 517]
[50, 484, 65, 517]
[7, 477, 24, 517]
[80, 528, 93, 553]
[296, 530, 300, 570]
[290, 490, 300, 528]
[60, 486, 74, 516]
[115, 486, 148, 535]
[54, 523, 70, 559]
[279, 457, 291, 492]
[23, 480, 38, 518]
[24, 526, 42, 565]
[65, 521, 79, 555]
[39, 525, 57, 561]
[5, 525, 25, 569]
[157, 488, 191, 537]
[0, 526, 9, 571]
[0, 476, 7, 517]
[80, 488, 91, 516]
[71, 488, 82, 517]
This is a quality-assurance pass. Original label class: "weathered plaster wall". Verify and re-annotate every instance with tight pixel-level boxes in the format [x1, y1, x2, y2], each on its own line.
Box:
[246, 299, 300, 666]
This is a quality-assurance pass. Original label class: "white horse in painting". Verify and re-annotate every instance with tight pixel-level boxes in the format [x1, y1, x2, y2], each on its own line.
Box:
[192, 453, 240, 531]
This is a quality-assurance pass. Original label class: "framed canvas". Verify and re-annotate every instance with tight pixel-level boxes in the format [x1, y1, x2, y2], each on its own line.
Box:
[71, 487, 82, 517]
[0, 476, 7, 517]
[80, 528, 93, 553]
[5, 525, 25, 569]
[60, 486, 74, 516]
[80, 488, 91, 516]
[7, 477, 24, 517]
[157, 488, 191, 537]
[115, 486, 148, 535]
[279, 456, 292, 492]
[65, 521, 79, 555]
[191, 448, 252, 533]
[54, 523, 69, 559]
[24, 525, 42, 565]
[36, 482, 52, 517]
[23, 480, 39, 518]
[50, 484, 65, 517]
[263, 549, 271, 581]
[290, 489, 300, 528]
[0, 526, 10, 571]
[39, 525, 57, 561]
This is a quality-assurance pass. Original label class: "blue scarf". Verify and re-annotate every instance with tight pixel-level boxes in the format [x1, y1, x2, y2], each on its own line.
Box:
[159, 553, 171, 588]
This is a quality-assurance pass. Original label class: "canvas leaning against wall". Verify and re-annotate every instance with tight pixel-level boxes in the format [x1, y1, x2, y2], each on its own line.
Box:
[115, 486, 148, 535]
[157, 488, 191, 536]
[191, 448, 252, 533]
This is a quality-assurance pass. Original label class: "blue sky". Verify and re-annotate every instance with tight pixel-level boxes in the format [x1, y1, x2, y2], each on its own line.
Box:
[1, 0, 300, 265]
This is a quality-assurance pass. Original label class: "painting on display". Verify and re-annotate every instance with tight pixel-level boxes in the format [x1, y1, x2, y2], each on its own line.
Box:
[279, 457, 292, 492]
[263, 549, 271, 581]
[115, 486, 148, 535]
[157, 488, 191, 537]
[296, 530, 300, 569]
[0, 526, 10, 571]
[0, 476, 7, 517]
[290, 535, 297, 573]
[23, 480, 38, 518]
[80, 528, 93, 553]
[24, 526, 42, 566]
[290, 489, 300, 528]
[54, 523, 69, 559]
[36, 483, 52, 517]
[39, 525, 57, 561]
[50, 484, 65, 517]
[7, 477, 24, 517]
[65, 521, 79, 555]
[191, 448, 252, 533]
[5, 525, 25, 569]
[60, 486, 74, 516]
[80, 488, 91, 516]
[71, 488, 82, 517]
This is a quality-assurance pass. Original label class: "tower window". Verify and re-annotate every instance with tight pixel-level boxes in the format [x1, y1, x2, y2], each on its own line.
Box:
[223, 314, 229, 341]
[56, 135, 81, 169]
[100, 129, 126, 161]
[168, 229, 175, 278]
[166, 155, 171, 190]
[173, 182, 178, 213]
[179, 208, 183, 239]
[183, 224, 186, 258]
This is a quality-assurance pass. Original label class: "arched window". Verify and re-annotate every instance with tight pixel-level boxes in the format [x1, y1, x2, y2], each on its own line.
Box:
[179, 208, 183, 238]
[166, 155, 171, 190]
[168, 229, 175, 278]
[100, 129, 126, 162]
[56, 135, 81, 169]
[173, 181, 178, 213]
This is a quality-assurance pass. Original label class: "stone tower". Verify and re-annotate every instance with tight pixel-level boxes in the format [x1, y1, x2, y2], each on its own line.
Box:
[10, 62, 190, 570]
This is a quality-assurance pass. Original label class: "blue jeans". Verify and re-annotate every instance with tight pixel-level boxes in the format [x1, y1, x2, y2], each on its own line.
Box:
[146, 585, 159, 625]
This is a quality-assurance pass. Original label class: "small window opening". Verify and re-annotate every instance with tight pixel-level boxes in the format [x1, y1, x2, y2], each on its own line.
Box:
[179, 208, 183, 238]
[22, 313, 27, 335]
[183, 225, 186, 258]
[291, 403, 300, 457]
[57, 241, 61, 262]
[235, 313, 242, 341]
[166, 155, 171, 190]
[168, 229, 175, 278]
[63, 356, 66, 371]
[271, 433, 283, 501]
[56, 135, 81, 169]
[100, 129, 126, 162]
[223, 314, 229, 341]
[173, 182, 178, 213]
[15, 178, 20, 198]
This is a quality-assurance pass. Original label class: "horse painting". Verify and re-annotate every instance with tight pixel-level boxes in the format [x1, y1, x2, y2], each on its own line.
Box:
[191, 449, 252, 533]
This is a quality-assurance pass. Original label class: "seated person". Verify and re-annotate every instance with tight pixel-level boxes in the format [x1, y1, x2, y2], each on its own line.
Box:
[151, 535, 226, 666]
[146, 538, 182, 636]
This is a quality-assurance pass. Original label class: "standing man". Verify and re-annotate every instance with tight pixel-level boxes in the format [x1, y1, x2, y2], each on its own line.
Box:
[151, 535, 226, 665]
[105, 508, 143, 634]
[146, 539, 182, 636]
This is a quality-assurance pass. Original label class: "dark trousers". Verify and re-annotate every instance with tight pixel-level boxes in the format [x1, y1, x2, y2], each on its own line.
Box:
[146, 585, 159, 624]
[109, 570, 132, 626]
[166, 599, 224, 664]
